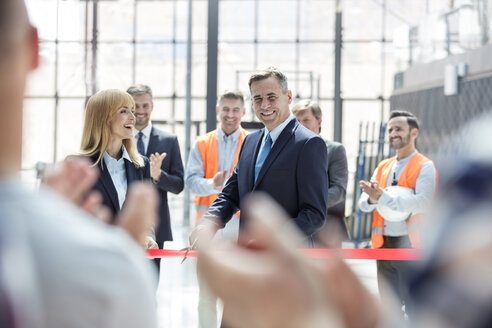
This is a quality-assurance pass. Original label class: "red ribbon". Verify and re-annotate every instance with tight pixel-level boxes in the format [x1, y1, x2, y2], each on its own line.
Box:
[147, 248, 422, 261]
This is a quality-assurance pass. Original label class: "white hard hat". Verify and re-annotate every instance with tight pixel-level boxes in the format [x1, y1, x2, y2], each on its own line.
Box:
[376, 186, 415, 222]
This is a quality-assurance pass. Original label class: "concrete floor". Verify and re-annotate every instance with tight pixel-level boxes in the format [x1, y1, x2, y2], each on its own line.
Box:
[156, 194, 378, 328]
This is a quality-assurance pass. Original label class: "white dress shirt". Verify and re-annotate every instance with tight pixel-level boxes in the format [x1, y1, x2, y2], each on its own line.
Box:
[103, 146, 132, 209]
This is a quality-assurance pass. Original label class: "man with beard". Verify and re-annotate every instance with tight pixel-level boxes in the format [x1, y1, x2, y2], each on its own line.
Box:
[186, 90, 248, 328]
[359, 110, 437, 319]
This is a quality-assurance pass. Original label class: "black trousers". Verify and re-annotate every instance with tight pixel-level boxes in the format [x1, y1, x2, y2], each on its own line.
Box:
[376, 235, 413, 318]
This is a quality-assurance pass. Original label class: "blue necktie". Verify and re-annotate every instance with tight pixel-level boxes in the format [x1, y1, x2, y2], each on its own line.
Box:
[137, 131, 145, 155]
[255, 133, 272, 183]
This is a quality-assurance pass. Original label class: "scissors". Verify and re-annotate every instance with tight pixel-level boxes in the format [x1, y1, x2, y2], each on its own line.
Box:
[180, 238, 197, 264]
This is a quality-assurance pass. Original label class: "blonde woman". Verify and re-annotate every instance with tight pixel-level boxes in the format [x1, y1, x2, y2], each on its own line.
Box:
[80, 89, 163, 249]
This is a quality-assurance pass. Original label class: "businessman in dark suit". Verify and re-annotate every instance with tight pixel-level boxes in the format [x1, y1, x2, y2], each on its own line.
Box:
[292, 99, 349, 245]
[190, 68, 328, 250]
[127, 85, 185, 252]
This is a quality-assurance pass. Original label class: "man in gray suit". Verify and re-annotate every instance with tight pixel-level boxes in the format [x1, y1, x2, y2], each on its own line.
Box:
[292, 100, 349, 245]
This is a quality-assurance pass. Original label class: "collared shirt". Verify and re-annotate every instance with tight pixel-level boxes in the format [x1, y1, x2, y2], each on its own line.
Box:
[0, 180, 157, 328]
[359, 150, 437, 236]
[134, 122, 152, 155]
[186, 127, 242, 196]
[103, 146, 132, 209]
[258, 114, 296, 151]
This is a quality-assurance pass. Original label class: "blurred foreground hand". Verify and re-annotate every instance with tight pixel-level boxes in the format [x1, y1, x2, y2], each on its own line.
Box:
[43, 157, 158, 248]
[197, 193, 380, 328]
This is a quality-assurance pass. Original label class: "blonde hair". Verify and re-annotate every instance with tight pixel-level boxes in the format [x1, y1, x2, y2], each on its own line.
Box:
[80, 89, 144, 168]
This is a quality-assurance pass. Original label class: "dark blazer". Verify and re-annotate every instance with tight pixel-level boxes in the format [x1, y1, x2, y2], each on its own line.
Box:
[324, 140, 350, 241]
[145, 126, 184, 245]
[205, 118, 329, 237]
[89, 154, 151, 219]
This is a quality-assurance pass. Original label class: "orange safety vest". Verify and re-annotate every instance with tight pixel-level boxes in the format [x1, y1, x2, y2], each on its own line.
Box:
[371, 152, 437, 249]
[194, 128, 248, 224]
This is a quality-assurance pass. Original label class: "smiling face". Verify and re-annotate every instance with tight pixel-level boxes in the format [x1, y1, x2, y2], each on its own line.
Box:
[132, 93, 153, 130]
[250, 77, 292, 131]
[110, 105, 135, 142]
[387, 116, 417, 151]
[217, 97, 245, 135]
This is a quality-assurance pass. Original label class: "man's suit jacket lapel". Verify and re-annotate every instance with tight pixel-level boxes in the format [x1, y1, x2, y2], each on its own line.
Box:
[146, 127, 159, 156]
[248, 130, 264, 191]
[124, 159, 139, 185]
[254, 119, 298, 188]
[96, 158, 120, 212]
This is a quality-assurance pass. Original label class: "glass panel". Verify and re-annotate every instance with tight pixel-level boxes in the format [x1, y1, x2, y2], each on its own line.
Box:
[173, 44, 207, 98]
[256, 44, 296, 74]
[175, 0, 208, 42]
[342, 101, 383, 160]
[58, 43, 87, 97]
[135, 44, 174, 96]
[299, 0, 335, 40]
[218, 44, 255, 93]
[26, 0, 57, 41]
[316, 100, 334, 141]
[381, 43, 398, 98]
[151, 99, 173, 122]
[342, 0, 382, 40]
[98, 1, 134, 42]
[173, 98, 208, 123]
[22, 99, 55, 168]
[257, 0, 297, 41]
[219, 0, 255, 41]
[57, 99, 86, 160]
[26, 42, 55, 96]
[298, 43, 334, 99]
[98, 43, 133, 90]
[136, 1, 174, 42]
[58, 1, 86, 42]
[342, 43, 382, 98]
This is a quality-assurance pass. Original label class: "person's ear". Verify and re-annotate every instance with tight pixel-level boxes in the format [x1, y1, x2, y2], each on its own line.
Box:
[28, 26, 39, 70]
[287, 90, 292, 104]
[216, 105, 220, 114]
[411, 127, 419, 139]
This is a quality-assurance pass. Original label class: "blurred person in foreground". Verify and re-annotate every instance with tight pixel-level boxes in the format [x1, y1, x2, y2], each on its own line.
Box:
[0, 0, 158, 327]
[292, 99, 349, 246]
[196, 111, 492, 328]
[185, 90, 248, 328]
[79, 89, 159, 250]
[358, 110, 437, 317]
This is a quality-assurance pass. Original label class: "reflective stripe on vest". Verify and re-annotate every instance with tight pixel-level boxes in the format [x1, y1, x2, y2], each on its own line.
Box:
[193, 128, 248, 207]
[371, 152, 433, 249]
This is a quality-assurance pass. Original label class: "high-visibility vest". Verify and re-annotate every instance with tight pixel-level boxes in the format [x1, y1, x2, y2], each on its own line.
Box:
[194, 128, 248, 224]
[371, 152, 437, 249]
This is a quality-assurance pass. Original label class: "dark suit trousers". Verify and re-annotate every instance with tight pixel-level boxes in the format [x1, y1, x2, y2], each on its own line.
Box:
[376, 235, 413, 318]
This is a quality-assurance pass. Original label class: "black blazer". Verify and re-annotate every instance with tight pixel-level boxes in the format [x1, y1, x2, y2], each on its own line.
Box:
[205, 118, 329, 237]
[145, 127, 184, 245]
[89, 153, 151, 220]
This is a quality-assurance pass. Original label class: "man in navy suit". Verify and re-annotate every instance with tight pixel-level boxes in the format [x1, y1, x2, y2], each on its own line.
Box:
[127, 85, 185, 251]
[190, 67, 329, 248]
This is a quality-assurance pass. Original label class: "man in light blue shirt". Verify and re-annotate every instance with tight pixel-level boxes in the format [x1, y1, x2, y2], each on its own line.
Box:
[186, 90, 247, 328]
